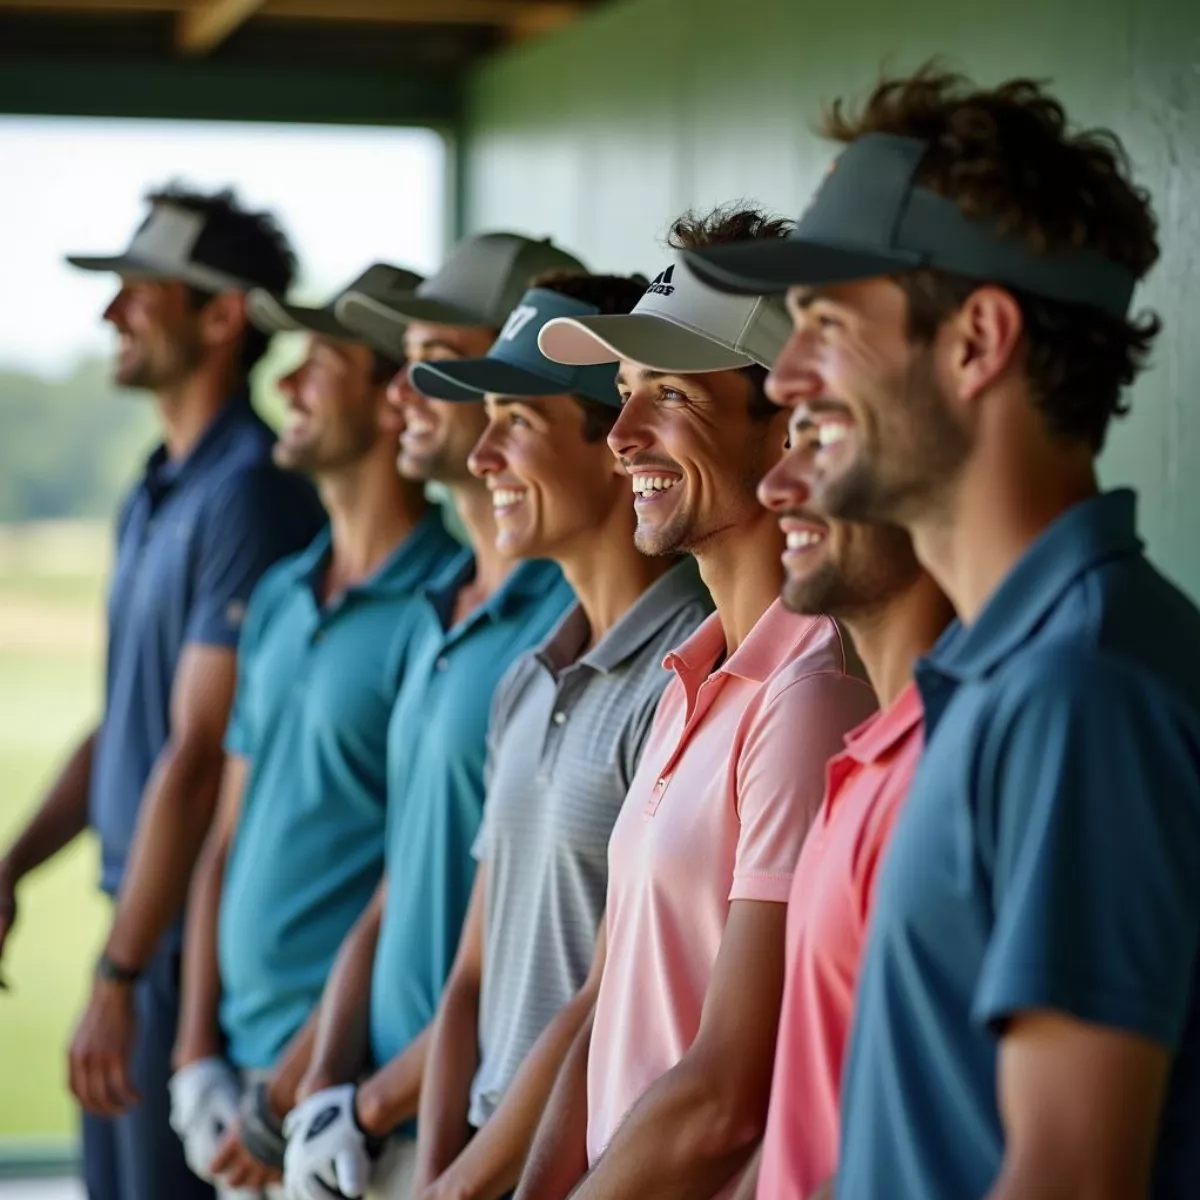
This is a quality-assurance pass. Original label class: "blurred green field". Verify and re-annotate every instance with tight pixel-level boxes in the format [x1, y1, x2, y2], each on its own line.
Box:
[0, 522, 110, 1146]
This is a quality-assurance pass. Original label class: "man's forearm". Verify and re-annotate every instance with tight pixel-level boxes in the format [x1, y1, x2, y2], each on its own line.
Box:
[1, 729, 95, 880]
[300, 894, 384, 1097]
[442, 985, 597, 1200]
[104, 737, 224, 970]
[573, 1054, 764, 1200]
[415, 974, 481, 1186]
[173, 821, 228, 1067]
[267, 1012, 319, 1119]
[514, 1011, 593, 1200]
[355, 1026, 432, 1137]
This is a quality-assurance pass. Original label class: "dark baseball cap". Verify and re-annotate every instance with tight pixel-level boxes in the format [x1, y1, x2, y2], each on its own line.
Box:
[409, 287, 622, 407]
[335, 232, 587, 352]
[67, 197, 270, 293]
[247, 264, 423, 356]
[681, 132, 1138, 318]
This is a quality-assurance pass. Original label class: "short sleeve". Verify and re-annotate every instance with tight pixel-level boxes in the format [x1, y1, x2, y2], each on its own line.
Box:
[731, 673, 878, 904]
[973, 649, 1200, 1048]
[186, 467, 318, 649]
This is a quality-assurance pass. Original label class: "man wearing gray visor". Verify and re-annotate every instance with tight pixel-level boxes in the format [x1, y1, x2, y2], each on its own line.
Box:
[686, 67, 1200, 1200]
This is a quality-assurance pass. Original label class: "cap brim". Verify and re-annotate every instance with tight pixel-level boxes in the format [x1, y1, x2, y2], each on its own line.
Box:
[246, 292, 347, 338]
[335, 292, 410, 356]
[65, 252, 250, 294]
[538, 313, 750, 374]
[680, 240, 919, 297]
[408, 361, 485, 403]
[411, 356, 577, 404]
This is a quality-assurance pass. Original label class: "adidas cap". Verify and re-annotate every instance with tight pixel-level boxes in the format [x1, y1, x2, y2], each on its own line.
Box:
[409, 287, 622, 408]
[336, 232, 587, 354]
[537, 259, 790, 374]
[247, 263, 423, 357]
[682, 132, 1138, 318]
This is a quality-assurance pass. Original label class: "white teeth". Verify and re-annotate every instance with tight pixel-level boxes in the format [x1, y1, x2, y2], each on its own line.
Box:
[786, 530, 825, 550]
[817, 422, 850, 447]
[492, 488, 526, 509]
[631, 475, 680, 497]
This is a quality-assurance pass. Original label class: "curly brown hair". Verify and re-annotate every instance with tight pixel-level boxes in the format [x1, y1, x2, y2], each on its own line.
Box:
[821, 66, 1161, 451]
[528, 269, 650, 442]
[667, 205, 793, 419]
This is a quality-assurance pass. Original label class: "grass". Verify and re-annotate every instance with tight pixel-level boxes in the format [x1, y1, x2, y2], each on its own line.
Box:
[0, 523, 109, 1147]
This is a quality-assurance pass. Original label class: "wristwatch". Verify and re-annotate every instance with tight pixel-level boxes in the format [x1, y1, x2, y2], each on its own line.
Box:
[96, 952, 141, 985]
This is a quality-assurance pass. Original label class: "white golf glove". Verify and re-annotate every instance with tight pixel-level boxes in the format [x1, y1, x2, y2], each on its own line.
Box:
[283, 1084, 379, 1200]
[168, 1057, 242, 1185]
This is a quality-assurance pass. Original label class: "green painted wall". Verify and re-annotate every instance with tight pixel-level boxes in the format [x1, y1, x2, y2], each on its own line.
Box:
[462, 0, 1200, 598]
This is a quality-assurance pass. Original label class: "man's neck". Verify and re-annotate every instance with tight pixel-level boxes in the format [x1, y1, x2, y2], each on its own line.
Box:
[155, 363, 241, 461]
[319, 454, 428, 601]
[912, 436, 1097, 625]
[842, 574, 956, 708]
[556, 508, 675, 652]
[447, 478, 515, 625]
[694, 510, 785, 654]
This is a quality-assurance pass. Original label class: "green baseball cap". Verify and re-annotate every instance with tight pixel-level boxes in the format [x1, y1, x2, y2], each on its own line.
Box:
[335, 232, 587, 355]
[682, 132, 1138, 318]
[409, 287, 622, 407]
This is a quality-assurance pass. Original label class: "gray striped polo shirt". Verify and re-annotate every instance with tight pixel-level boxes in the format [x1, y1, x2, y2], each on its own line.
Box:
[469, 558, 713, 1127]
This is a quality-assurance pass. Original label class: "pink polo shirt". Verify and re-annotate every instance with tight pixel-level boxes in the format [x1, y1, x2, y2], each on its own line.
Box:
[586, 601, 878, 1170]
[756, 681, 924, 1200]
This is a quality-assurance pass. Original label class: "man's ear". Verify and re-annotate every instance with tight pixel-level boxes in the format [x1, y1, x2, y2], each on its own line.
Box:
[944, 285, 1025, 408]
[198, 290, 249, 351]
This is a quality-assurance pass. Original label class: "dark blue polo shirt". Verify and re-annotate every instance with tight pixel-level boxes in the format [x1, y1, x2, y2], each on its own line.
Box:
[839, 490, 1200, 1199]
[90, 393, 325, 897]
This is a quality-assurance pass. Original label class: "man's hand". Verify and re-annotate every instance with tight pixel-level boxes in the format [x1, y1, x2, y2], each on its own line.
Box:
[210, 1125, 284, 1193]
[68, 977, 139, 1115]
[283, 1084, 379, 1200]
[168, 1056, 242, 1184]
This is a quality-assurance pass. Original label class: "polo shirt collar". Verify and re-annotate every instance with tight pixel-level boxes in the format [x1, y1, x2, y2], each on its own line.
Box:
[667, 597, 801, 685]
[841, 680, 923, 765]
[143, 390, 254, 498]
[924, 489, 1141, 683]
[423, 550, 566, 631]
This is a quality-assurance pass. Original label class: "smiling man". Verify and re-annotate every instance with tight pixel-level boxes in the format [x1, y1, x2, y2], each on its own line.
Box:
[278, 234, 582, 1200]
[685, 69, 1200, 1200]
[0, 189, 324, 1200]
[398, 272, 712, 1200]
[166, 265, 462, 1200]
[515, 208, 877, 1200]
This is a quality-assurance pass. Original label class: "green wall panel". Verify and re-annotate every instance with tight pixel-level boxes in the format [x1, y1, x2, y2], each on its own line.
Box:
[462, 0, 1200, 599]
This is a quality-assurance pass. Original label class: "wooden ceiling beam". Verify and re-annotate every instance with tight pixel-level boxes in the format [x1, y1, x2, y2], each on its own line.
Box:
[176, 0, 265, 52]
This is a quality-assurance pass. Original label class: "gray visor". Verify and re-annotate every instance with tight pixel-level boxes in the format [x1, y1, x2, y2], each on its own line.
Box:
[682, 132, 1138, 318]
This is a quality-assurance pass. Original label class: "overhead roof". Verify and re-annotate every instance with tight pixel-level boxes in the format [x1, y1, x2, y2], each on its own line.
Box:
[0, 0, 606, 126]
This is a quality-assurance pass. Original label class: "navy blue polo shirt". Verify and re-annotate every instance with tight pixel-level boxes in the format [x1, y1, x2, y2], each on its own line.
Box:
[90, 393, 325, 896]
[839, 490, 1200, 1199]
[217, 511, 459, 1068]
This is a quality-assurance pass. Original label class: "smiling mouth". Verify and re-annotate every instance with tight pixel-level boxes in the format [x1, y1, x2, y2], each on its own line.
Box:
[491, 487, 527, 514]
[630, 472, 682, 502]
[785, 528, 826, 550]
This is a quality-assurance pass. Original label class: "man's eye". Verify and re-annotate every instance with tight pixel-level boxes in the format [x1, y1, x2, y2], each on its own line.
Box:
[508, 412, 529, 429]
[660, 387, 686, 403]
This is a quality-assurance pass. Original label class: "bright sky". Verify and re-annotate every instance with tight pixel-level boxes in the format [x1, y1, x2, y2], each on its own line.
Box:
[0, 116, 446, 378]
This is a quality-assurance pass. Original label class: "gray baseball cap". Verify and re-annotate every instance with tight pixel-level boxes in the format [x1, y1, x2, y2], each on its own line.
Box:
[681, 132, 1138, 318]
[335, 232, 587, 352]
[247, 263, 423, 356]
[68, 198, 262, 293]
[410, 287, 622, 407]
[537, 260, 790, 374]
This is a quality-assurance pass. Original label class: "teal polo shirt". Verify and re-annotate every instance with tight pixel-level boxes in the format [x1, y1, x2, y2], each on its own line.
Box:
[217, 510, 460, 1069]
[839, 491, 1200, 1199]
[369, 552, 574, 1070]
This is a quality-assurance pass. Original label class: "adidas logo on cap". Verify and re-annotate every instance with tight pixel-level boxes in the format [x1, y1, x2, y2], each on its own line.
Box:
[646, 266, 676, 297]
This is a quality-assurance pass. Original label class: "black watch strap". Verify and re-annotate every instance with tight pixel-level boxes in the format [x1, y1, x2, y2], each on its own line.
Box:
[96, 953, 141, 985]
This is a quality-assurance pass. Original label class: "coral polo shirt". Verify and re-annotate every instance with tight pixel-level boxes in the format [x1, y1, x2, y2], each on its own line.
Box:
[757, 682, 924, 1200]
[586, 601, 877, 1170]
